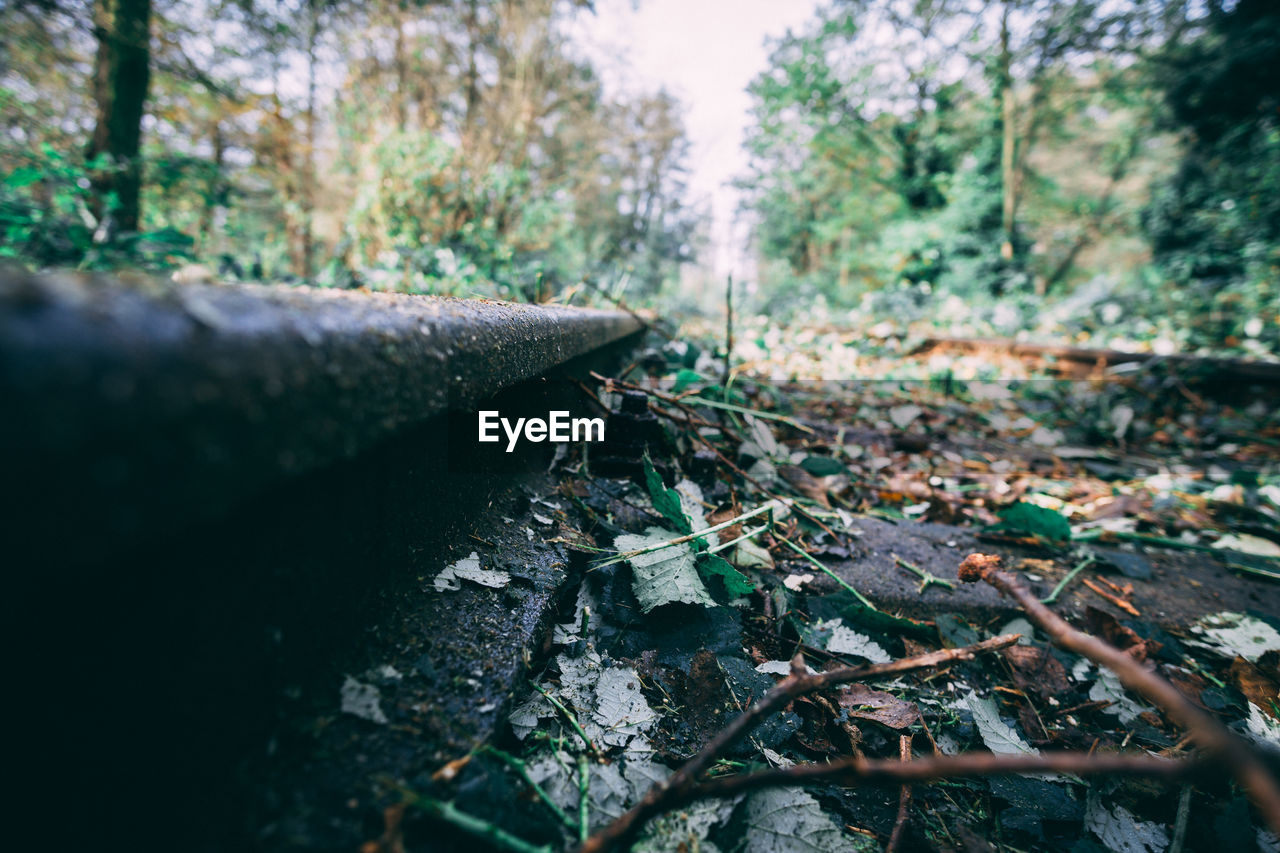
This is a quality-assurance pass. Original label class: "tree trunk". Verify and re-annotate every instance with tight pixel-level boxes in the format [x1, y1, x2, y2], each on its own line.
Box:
[87, 0, 152, 237]
[998, 2, 1016, 262]
[299, 0, 318, 279]
[196, 121, 225, 255]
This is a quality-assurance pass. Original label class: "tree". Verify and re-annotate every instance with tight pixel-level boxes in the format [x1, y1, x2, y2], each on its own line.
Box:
[87, 0, 152, 236]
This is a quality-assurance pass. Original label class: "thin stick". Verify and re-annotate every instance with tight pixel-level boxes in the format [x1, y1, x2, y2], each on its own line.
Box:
[1081, 577, 1141, 616]
[958, 552, 1280, 837]
[886, 735, 914, 853]
[1041, 553, 1096, 604]
[402, 791, 554, 853]
[578, 753, 591, 844]
[531, 682, 598, 756]
[679, 752, 1202, 803]
[723, 273, 733, 389]
[480, 746, 576, 830]
[578, 634, 1019, 853]
[1170, 785, 1192, 853]
[893, 554, 956, 592]
[707, 523, 770, 555]
[593, 502, 780, 567]
[778, 534, 878, 610]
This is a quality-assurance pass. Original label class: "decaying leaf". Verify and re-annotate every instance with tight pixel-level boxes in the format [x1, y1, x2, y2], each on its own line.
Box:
[433, 551, 511, 591]
[1084, 794, 1169, 853]
[616, 528, 716, 612]
[1002, 644, 1071, 700]
[1244, 703, 1280, 748]
[1229, 657, 1280, 719]
[838, 683, 919, 729]
[591, 667, 658, 746]
[961, 691, 1038, 757]
[1190, 611, 1280, 663]
[340, 675, 388, 724]
[1089, 667, 1150, 724]
[634, 797, 737, 853]
[1213, 533, 1280, 558]
[812, 618, 891, 664]
[741, 787, 875, 853]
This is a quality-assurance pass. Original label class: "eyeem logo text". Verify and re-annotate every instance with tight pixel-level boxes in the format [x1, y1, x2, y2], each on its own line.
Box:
[478, 410, 605, 452]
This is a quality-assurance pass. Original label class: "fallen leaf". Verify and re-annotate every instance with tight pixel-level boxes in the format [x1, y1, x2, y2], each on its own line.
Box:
[741, 786, 874, 853]
[340, 676, 388, 724]
[433, 551, 511, 591]
[1002, 645, 1070, 700]
[616, 528, 716, 612]
[1229, 657, 1280, 719]
[837, 683, 919, 729]
[1190, 611, 1280, 663]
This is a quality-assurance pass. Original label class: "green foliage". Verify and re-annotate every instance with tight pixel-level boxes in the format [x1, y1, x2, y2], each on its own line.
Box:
[990, 501, 1073, 544]
[642, 453, 694, 535]
[1142, 0, 1280, 350]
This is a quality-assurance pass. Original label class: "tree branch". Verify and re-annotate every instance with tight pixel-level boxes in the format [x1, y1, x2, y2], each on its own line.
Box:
[578, 634, 1020, 853]
[958, 552, 1280, 836]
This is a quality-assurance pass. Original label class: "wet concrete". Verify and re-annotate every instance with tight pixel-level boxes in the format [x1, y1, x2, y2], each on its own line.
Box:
[0, 269, 641, 564]
[812, 514, 1280, 628]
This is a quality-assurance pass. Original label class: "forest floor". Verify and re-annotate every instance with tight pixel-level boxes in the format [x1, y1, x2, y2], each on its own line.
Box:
[357, 323, 1280, 853]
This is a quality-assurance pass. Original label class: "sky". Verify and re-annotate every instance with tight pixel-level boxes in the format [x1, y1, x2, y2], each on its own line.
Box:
[570, 0, 824, 278]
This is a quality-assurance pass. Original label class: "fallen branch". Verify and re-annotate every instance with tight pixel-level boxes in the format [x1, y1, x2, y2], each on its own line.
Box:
[578, 634, 1019, 853]
[958, 552, 1280, 836]
[679, 751, 1202, 803]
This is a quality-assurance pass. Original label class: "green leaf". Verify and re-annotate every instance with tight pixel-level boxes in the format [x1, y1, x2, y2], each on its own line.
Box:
[800, 455, 847, 476]
[699, 553, 756, 597]
[672, 368, 705, 394]
[643, 453, 692, 534]
[4, 166, 41, 189]
[990, 501, 1072, 543]
[841, 600, 936, 640]
[617, 528, 715, 612]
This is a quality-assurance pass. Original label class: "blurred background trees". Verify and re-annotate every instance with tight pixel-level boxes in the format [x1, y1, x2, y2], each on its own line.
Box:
[739, 0, 1278, 353]
[1, 0, 1276, 354]
[0, 0, 697, 298]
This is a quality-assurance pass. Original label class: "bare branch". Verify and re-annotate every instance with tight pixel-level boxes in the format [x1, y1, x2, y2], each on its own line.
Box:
[958, 552, 1280, 837]
[578, 634, 1019, 853]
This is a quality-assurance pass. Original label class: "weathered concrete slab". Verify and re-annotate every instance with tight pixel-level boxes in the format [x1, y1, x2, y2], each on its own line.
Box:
[0, 269, 641, 562]
[810, 514, 1280, 629]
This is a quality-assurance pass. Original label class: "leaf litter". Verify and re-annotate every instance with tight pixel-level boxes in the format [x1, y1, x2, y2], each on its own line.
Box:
[398, 328, 1280, 852]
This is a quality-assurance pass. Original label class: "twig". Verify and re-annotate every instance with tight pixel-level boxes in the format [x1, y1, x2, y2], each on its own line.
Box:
[1081, 577, 1141, 616]
[778, 534, 878, 610]
[957, 552, 1280, 837]
[678, 751, 1202, 803]
[707, 523, 770, 555]
[578, 634, 1019, 853]
[480, 747, 577, 830]
[593, 501, 781, 567]
[578, 753, 591, 844]
[531, 682, 598, 756]
[401, 791, 554, 853]
[1041, 553, 1096, 604]
[723, 273, 733, 389]
[1170, 785, 1192, 853]
[893, 554, 956, 593]
[886, 735, 914, 853]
